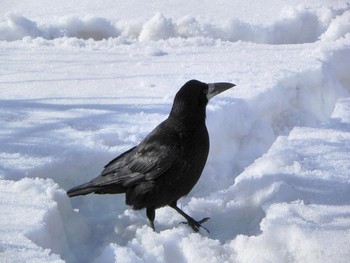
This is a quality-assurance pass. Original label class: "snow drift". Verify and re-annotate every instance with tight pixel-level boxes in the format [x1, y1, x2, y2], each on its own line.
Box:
[1, 6, 350, 43]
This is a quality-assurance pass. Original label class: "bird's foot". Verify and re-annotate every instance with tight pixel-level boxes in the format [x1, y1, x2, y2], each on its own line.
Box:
[180, 217, 210, 233]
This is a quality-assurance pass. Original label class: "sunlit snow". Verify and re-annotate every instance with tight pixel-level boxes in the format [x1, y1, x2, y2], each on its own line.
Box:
[1, 1, 350, 262]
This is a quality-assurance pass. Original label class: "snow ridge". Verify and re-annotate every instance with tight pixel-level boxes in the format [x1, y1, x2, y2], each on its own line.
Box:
[1, 6, 350, 43]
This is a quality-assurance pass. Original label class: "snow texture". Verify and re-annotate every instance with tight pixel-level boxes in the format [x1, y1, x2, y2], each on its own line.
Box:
[1, 1, 350, 262]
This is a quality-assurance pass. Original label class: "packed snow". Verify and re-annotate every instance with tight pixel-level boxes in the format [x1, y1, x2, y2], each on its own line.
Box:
[1, 1, 350, 262]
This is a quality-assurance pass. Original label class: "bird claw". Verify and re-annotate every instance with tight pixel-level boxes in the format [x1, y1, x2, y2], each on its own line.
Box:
[180, 217, 210, 233]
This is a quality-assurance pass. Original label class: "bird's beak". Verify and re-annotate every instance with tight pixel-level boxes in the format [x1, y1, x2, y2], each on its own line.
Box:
[207, 82, 235, 100]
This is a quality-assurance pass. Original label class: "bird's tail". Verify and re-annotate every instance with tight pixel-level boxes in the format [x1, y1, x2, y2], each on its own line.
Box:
[67, 182, 101, 197]
[67, 181, 126, 197]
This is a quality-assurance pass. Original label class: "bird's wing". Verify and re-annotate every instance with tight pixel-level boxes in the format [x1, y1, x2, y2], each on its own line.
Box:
[100, 146, 137, 176]
[96, 133, 177, 188]
[121, 142, 175, 187]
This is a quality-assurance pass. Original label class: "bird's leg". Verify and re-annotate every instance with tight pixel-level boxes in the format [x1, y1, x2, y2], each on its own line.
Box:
[146, 207, 156, 231]
[169, 202, 210, 233]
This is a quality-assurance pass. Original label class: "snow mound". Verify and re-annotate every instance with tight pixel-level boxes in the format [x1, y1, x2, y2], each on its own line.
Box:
[320, 10, 350, 41]
[0, 14, 119, 41]
[0, 178, 90, 263]
[1, 6, 349, 43]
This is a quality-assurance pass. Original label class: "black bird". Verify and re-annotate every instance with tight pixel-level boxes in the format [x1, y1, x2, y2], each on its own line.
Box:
[67, 79, 235, 232]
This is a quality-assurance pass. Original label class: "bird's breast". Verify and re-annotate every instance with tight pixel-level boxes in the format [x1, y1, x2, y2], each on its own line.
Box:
[175, 126, 209, 182]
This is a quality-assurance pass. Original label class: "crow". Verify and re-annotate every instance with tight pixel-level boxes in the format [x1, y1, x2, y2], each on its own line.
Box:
[67, 79, 235, 232]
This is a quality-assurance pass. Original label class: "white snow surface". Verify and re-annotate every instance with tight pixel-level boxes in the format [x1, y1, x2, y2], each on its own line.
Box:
[1, 1, 350, 262]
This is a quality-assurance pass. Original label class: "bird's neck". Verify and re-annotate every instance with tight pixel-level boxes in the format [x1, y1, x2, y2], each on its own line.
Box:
[168, 104, 206, 132]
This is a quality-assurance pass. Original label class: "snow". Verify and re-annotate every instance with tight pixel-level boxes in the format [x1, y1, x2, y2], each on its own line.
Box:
[1, 3, 350, 43]
[1, 1, 350, 262]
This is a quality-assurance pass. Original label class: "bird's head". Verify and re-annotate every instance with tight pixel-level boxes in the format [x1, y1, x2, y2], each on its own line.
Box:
[169, 79, 235, 129]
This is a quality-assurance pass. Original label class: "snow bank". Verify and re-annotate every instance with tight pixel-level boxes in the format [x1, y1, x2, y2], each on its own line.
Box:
[200, 52, 348, 196]
[0, 14, 119, 41]
[222, 99, 350, 262]
[1, 6, 349, 43]
[320, 10, 350, 41]
[233, 202, 350, 263]
[0, 178, 90, 263]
